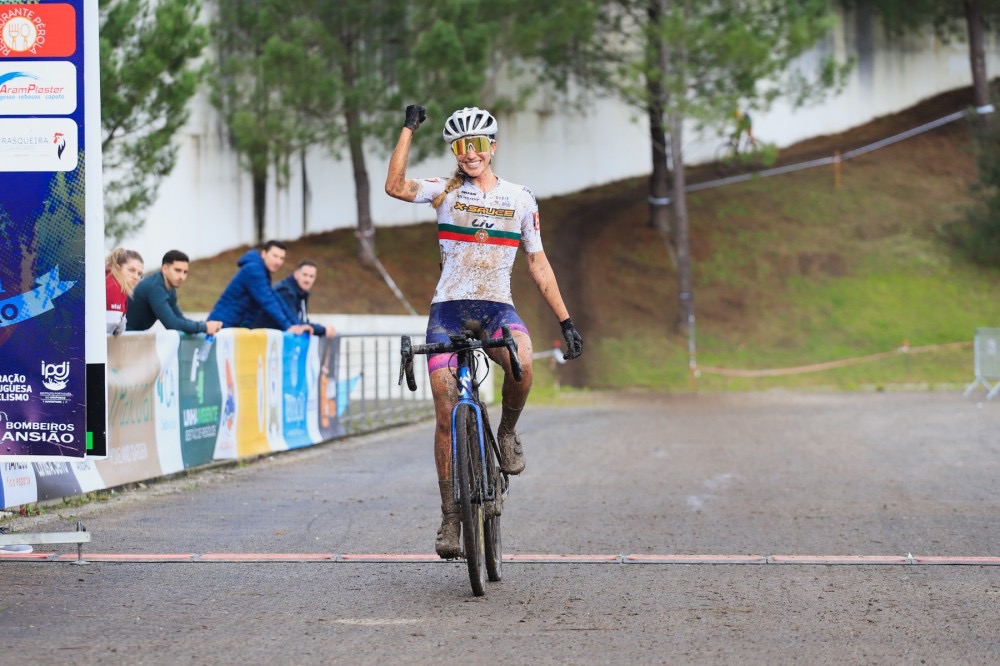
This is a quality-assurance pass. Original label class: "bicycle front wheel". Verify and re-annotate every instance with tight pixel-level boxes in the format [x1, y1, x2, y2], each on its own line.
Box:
[484, 429, 503, 582]
[455, 403, 487, 596]
[714, 140, 739, 176]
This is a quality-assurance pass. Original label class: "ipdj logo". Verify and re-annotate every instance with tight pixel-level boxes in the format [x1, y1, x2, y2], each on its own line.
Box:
[41, 361, 69, 391]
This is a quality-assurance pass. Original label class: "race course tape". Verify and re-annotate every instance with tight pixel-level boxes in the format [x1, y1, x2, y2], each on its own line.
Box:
[697, 341, 970, 378]
[2, 551, 999, 565]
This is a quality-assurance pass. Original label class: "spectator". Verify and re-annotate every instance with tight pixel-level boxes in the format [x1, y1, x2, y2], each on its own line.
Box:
[251, 259, 337, 337]
[127, 250, 223, 335]
[105, 247, 143, 336]
[208, 240, 312, 335]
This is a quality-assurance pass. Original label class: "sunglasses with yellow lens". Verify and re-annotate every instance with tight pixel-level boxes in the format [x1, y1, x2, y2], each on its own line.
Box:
[450, 135, 493, 156]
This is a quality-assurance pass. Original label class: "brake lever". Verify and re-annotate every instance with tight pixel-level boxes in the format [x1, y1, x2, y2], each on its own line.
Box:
[501, 325, 523, 382]
[399, 336, 417, 390]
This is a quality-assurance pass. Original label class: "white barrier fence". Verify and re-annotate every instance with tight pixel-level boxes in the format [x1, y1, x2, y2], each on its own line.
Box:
[964, 328, 1000, 400]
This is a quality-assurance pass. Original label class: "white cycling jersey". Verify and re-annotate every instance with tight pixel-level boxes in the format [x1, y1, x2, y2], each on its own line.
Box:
[414, 176, 543, 305]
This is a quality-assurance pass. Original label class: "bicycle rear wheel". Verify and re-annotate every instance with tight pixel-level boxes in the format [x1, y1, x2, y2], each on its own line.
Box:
[455, 403, 487, 596]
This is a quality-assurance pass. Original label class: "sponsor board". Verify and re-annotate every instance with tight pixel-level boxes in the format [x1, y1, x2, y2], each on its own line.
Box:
[178, 335, 222, 468]
[0, 117, 78, 172]
[234, 330, 269, 458]
[0, 60, 76, 115]
[96, 334, 163, 487]
[0, 3, 76, 58]
[281, 333, 312, 449]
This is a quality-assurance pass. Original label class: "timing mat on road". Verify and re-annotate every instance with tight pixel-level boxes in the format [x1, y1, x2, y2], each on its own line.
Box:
[3, 552, 1000, 565]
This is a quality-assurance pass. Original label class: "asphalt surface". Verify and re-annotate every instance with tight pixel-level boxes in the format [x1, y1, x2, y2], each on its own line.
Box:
[2, 390, 999, 664]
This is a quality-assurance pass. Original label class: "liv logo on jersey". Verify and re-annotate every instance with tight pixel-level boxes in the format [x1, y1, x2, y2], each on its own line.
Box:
[0, 267, 75, 329]
[41, 361, 69, 391]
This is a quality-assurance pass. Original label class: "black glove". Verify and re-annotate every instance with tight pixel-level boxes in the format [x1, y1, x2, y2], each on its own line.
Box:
[560, 318, 583, 360]
[403, 104, 426, 131]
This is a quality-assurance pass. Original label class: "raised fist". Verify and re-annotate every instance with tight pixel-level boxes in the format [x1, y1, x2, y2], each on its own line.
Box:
[404, 104, 427, 131]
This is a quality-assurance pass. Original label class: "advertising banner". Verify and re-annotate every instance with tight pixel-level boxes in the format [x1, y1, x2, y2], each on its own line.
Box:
[153, 330, 182, 474]
[0, 1, 91, 460]
[305, 337, 322, 444]
[281, 333, 312, 449]
[263, 330, 286, 452]
[32, 459, 82, 501]
[233, 329, 269, 458]
[178, 334, 221, 468]
[96, 333, 162, 487]
[0, 459, 36, 507]
[318, 337, 346, 441]
[212, 330, 238, 460]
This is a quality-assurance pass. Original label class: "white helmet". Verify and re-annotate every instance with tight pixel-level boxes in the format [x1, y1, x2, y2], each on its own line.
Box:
[442, 107, 498, 142]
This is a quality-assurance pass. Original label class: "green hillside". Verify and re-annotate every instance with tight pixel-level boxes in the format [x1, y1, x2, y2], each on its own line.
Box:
[185, 87, 1000, 394]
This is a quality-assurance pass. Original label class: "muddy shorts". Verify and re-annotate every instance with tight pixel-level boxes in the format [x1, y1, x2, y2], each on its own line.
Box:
[425, 300, 529, 373]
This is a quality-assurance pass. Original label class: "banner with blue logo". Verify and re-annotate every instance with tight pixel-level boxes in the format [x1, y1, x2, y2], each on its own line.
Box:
[281, 334, 313, 449]
[0, 1, 94, 459]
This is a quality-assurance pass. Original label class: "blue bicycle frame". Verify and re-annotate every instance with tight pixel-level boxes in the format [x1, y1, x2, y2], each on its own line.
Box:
[450, 359, 492, 504]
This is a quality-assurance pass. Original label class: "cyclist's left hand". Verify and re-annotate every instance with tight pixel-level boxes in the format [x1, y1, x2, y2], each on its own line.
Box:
[560, 318, 583, 360]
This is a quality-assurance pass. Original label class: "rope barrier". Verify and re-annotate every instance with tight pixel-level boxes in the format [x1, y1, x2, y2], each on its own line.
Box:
[697, 341, 971, 378]
[690, 105, 992, 193]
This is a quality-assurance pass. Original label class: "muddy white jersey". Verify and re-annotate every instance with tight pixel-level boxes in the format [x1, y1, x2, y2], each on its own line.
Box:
[414, 176, 543, 305]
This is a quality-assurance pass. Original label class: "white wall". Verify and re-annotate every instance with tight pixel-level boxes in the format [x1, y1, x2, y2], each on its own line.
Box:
[120, 12, 1000, 264]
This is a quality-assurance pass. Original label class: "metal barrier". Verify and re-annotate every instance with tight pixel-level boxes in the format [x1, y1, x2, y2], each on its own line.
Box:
[337, 333, 434, 434]
[335, 333, 496, 435]
[963, 328, 1000, 400]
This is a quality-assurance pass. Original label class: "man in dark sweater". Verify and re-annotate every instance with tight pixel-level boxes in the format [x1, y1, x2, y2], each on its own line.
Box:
[251, 259, 337, 337]
[127, 250, 223, 335]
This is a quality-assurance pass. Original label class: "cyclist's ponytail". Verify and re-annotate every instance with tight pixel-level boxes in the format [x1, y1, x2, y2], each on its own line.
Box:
[431, 168, 466, 209]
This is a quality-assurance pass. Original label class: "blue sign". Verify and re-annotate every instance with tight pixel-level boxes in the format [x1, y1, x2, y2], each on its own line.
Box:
[0, 2, 90, 458]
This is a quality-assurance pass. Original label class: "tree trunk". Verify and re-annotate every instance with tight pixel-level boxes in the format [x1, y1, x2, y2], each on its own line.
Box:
[669, 113, 693, 336]
[253, 171, 266, 245]
[340, 57, 374, 267]
[646, 0, 672, 243]
[301, 149, 310, 236]
[964, 0, 990, 109]
[347, 110, 373, 267]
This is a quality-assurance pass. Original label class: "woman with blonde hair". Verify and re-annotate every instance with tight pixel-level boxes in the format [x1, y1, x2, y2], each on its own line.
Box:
[105, 247, 144, 335]
[385, 105, 583, 558]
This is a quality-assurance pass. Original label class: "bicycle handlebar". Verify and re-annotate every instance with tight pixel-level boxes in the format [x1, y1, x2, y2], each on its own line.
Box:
[398, 325, 523, 391]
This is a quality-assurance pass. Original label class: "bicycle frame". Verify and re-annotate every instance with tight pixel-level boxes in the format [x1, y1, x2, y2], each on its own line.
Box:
[450, 355, 493, 505]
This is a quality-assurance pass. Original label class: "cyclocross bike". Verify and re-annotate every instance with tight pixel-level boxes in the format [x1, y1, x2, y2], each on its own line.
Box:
[399, 323, 523, 597]
[713, 132, 759, 176]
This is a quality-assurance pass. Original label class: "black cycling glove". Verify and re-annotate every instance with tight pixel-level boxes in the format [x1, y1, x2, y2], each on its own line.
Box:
[404, 104, 426, 131]
[560, 318, 583, 360]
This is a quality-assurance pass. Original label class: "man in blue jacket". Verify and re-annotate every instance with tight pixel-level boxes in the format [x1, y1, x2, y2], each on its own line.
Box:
[251, 259, 337, 337]
[209, 240, 312, 334]
[127, 250, 223, 335]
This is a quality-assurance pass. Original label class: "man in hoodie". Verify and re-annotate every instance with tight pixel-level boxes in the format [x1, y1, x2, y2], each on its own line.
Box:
[208, 240, 312, 334]
[251, 259, 337, 337]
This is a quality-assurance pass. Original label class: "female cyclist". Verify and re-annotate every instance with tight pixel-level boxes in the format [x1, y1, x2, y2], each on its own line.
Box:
[385, 105, 583, 558]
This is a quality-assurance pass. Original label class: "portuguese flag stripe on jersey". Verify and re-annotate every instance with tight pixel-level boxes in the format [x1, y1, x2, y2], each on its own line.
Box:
[438, 224, 521, 247]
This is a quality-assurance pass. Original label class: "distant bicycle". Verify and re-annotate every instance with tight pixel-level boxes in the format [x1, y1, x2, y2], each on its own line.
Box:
[399, 322, 521, 596]
[714, 132, 760, 176]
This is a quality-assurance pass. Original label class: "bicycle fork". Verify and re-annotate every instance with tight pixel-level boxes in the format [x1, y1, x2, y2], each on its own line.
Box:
[450, 364, 494, 507]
